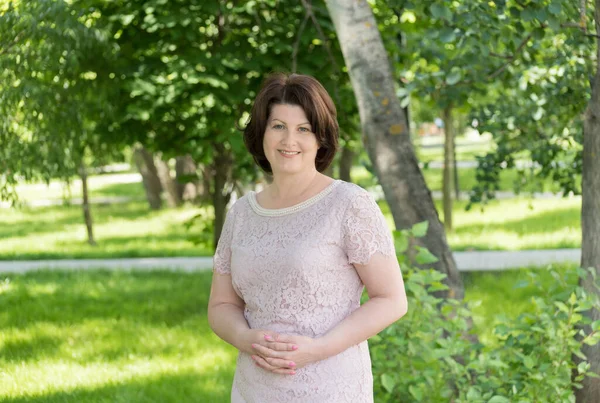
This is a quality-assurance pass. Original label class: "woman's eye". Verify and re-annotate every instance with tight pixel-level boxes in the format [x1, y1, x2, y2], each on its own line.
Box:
[273, 124, 284, 129]
[299, 127, 311, 132]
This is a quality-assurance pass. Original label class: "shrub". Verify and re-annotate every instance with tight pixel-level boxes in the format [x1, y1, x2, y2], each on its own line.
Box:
[370, 223, 600, 403]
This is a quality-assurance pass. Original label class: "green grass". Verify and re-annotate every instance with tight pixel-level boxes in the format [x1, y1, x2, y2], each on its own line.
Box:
[1, 165, 581, 260]
[0, 202, 212, 260]
[0, 269, 236, 402]
[378, 196, 581, 251]
[0, 265, 576, 401]
[416, 140, 494, 163]
[464, 263, 578, 345]
[352, 164, 580, 194]
[13, 173, 146, 202]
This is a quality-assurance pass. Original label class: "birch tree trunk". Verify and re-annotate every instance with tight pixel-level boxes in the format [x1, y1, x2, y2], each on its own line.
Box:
[577, 1, 600, 400]
[324, 0, 463, 298]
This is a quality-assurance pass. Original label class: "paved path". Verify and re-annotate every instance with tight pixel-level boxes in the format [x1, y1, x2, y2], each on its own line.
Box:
[0, 249, 581, 274]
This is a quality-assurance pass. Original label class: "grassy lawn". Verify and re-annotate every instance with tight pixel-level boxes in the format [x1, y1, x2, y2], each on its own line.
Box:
[352, 164, 580, 194]
[0, 194, 580, 260]
[0, 269, 236, 402]
[463, 263, 577, 345]
[13, 173, 146, 202]
[0, 166, 581, 260]
[0, 202, 213, 260]
[378, 197, 581, 251]
[0, 265, 575, 402]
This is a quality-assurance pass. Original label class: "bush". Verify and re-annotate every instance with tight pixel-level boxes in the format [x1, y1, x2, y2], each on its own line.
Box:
[370, 223, 600, 403]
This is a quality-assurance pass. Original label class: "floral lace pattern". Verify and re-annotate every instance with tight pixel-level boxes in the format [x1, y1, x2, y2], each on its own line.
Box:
[213, 181, 397, 402]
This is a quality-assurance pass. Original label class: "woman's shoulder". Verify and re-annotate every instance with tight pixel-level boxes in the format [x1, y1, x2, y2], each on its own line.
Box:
[334, 180, 373, 203]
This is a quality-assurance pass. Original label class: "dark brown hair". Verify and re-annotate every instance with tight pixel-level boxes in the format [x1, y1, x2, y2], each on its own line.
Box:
[243, 73, 339, 174]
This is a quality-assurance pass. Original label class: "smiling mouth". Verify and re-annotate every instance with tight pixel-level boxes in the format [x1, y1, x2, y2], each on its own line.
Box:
[278, 150, 301, 156]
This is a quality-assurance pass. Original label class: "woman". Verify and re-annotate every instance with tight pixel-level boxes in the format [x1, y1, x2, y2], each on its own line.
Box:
[208, 73, 408, 402]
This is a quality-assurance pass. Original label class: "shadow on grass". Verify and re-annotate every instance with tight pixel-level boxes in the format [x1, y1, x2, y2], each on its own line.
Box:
[4, 369, 232, 403]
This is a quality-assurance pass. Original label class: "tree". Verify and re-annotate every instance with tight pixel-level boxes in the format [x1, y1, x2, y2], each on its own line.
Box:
[75, 0, 358, 248]
[324, 0, 463, 299]
[0, 0, 121, 244]
[578, 0, 600, 399]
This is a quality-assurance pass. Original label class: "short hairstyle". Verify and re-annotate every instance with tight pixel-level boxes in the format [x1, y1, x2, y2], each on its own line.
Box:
[243, 73, 339, 174]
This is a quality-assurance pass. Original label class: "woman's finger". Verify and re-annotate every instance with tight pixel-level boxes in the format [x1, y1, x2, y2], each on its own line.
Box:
[264, 341, 298, 352]
[262, 355, 296, 369]
[252, 343, 284, 359]
[265, 333, 296, 344]
[252, 355, 296, 375]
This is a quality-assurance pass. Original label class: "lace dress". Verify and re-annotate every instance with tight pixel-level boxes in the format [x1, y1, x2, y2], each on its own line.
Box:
[213, 179, 397, 403]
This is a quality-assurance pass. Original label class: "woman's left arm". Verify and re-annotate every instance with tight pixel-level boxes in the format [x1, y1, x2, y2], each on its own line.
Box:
[315, 252, 407, 359]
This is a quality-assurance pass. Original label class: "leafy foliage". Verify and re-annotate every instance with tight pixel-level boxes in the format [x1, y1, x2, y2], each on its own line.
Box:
[371, 225, 600, 402]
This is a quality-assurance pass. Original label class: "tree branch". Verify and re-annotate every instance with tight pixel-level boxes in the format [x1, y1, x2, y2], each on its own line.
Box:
[299, 0, 345, 120]
[487, 32, 533, 80]
[292, 11, 310, 73]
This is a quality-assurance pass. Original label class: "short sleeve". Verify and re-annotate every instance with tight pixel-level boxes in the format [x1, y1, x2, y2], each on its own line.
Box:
[213, 203, 236, 275]
[342, 191, 396, 265]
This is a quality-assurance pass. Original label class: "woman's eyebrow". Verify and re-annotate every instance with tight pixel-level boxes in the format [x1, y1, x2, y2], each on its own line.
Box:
[271, 118, 311, 126]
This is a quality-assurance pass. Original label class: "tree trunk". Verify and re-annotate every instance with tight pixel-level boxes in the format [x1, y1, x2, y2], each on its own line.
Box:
[155, 155, 182, 208]
[339, 144, 354, 182]
[453, 134, 460, 200]
[442, 106, 455, 231]
[133, 144, 162, 210]
[212, 143, 232, 250]
[577, 1, 600, 400]
[79, 161, 96, 246]
[175, 155, 198, 201]
[324, 0, 463, 299]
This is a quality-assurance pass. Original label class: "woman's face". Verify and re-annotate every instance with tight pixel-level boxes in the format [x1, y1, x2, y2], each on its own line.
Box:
[263, 104, 319, 176]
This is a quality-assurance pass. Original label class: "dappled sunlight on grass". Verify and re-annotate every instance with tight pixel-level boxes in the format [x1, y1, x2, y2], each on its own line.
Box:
[0, 266, 578, 401]
[378, 197, 580, 251]
[0, 202, 212, 260]
[13, 173, 145, 202]
[0, 270, 236, 402]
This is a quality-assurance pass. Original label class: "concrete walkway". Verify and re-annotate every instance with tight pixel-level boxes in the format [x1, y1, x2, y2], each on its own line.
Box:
[0, 249, 581, 274]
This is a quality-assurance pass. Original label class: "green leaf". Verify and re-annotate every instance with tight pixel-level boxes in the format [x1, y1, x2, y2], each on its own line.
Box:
[446, 70, 462, 86]
[411, 221, 429, 237]
[415, 247, 439, 265]
[533, 27, 545, 40]
[520, 9, 534, 22]
[488, 396, 511, 403]
[549, 1, 562, 15]
[555, 301, 569, 313]
[409, 385, 424, 401]
[381, 373, 396, 393]
[439, 27, 456, 43]
[467, 387, 481, 400]
[430, 4, 451, 20]
[394, 231, 409, 253]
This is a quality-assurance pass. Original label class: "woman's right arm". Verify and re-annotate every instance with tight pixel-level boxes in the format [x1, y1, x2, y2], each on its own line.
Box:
[208, 274, 298, 375]
[207, 272, 252, 353]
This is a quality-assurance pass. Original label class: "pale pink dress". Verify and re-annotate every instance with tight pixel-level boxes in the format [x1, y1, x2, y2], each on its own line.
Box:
[213, 179, 397, 403]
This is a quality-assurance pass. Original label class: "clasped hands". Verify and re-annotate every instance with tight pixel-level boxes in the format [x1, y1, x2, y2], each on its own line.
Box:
[241, 329, 326, 375]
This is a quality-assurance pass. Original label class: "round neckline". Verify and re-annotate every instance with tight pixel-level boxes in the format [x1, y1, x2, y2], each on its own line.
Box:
[249, 180, 341, 217]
